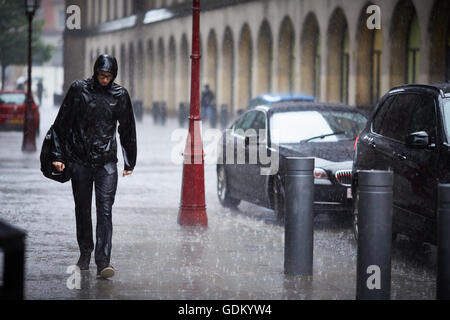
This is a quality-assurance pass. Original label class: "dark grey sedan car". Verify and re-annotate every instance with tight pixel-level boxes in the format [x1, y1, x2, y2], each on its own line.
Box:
[216, 102, 368, 221]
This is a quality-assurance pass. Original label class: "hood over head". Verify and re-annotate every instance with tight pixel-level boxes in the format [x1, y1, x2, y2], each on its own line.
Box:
[92, 54, 118, 88]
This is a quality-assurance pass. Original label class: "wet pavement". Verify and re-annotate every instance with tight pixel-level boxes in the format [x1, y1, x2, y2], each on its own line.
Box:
[0, 101, 437, 300]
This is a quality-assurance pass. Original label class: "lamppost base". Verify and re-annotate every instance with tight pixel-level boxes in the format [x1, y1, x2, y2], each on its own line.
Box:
[21, 143, 36, 153]
[178, 206, 208, 227]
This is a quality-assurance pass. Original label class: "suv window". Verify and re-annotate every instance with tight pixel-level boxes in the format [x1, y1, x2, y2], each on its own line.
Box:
[408, 95, 437, 144]
[372, 95, 395, 134]
[373, 93, 417, 142]
[0, 93, 26, 104]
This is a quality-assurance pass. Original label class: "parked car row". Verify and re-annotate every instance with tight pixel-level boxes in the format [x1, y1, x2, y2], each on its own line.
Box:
[216, 100, 367, 221]
[218, 83, 450, 245]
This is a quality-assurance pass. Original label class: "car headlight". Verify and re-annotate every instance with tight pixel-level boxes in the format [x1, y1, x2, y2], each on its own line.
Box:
[314, 168, 329, 180]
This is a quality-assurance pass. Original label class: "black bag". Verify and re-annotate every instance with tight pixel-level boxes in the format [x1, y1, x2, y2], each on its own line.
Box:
[40, 125, 71, 183]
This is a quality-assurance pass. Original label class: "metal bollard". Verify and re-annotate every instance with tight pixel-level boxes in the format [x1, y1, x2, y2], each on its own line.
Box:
[356, 170, 393, 300]
[0, 220, 26, 300]
[133, 100, 143, 122]
[437, 184, 450, 300]
[152, 101, 160, 124]
[284, 157, 314, 276]
[179, 102, 187, 127]
[160, 101, 167, 125]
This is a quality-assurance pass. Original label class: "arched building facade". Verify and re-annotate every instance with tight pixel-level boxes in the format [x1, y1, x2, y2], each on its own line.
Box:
[65, 0, 450, 115]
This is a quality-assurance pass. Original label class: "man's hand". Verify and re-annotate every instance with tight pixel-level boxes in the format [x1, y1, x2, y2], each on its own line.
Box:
[123, 170, 133, 177]
[52, 161, 65, 172]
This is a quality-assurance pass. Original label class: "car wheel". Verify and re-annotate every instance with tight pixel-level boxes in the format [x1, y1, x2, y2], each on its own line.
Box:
[217, 165, 240, 208]
[273, 175, 286, 223]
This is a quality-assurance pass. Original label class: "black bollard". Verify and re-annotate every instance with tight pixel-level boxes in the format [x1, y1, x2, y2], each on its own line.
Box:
[133, 100, 143, 122]
[356, 170, 393, 300]
[0, 220, 26, 300]
[179, 102, 186, 127]
[160, 101, 167, 125]
[437, 184, 450, 300]
[284, 157, 314, 276]
[152, 102, 160, 124]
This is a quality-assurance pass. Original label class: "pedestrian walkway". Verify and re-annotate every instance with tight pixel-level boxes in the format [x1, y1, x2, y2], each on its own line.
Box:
[0, 104, 437, 300]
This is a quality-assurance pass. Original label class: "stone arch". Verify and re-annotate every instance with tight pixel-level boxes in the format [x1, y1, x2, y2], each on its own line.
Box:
[300, 12, 320, 98]
[429, 0, 450, 82]
[136, 41, 145, 102]
[326, 7, 350, 103]
[98, 0, 102, 24]
[120, 44, 126, 87]
[257, 20, 273, 95]
[278, 16, 295, 93]
[157, 38, 165, 101]
[206, 30, 218, 96]
[199, 35, 204, 87]
[168, 36, 177, 112]
[145, 39, 154, 109]
[390, 0, 419, 86]
[179, 34, 190, 105]
[145, 0, 155, 10]
[128, 43, 135, 97]
[222, 27, 235, 113]
[89, 49, 95, 73]
[238, 24, 252, 109]
[356, 3, 383, 106]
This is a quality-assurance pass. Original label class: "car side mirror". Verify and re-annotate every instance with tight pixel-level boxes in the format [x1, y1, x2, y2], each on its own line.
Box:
[405, 131, 429, 148]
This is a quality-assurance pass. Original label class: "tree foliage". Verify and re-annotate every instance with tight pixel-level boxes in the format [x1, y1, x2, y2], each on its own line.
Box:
[0, 0, 54, 70]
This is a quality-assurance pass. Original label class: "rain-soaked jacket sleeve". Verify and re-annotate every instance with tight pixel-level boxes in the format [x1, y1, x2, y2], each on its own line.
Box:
[51, 81, 78, 163]
[118, 89, 137, 171]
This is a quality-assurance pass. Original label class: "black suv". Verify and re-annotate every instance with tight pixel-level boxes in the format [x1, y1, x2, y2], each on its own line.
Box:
[352, 83, 450, 244]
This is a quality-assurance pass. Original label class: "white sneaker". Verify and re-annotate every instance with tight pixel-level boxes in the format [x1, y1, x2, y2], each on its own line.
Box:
[97, 266, 115, 279]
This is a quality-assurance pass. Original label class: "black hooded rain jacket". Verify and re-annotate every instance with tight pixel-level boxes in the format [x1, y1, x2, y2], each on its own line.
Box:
[51, 54, 137, 171]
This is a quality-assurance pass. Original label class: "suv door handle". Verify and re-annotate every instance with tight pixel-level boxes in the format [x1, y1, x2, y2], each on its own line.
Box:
[396, 153, 406, 160]
[368, 141, 376, 148]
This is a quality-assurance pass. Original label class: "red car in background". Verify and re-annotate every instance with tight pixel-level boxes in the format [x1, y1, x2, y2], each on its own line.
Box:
[0, 91, 40, 135]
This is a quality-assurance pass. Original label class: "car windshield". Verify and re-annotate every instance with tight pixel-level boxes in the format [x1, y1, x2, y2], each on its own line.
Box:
[270, 110, 367, 144]
[443, 98, 450, 141]
[0, 93, 26, 105]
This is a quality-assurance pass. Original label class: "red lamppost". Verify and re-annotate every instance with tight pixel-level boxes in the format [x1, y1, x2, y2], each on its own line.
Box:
[178, 0, 208, 226]
[22, 0, 40, 153]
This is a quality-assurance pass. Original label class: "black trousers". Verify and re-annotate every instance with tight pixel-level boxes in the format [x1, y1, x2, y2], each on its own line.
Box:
[71, 162, 118, 269]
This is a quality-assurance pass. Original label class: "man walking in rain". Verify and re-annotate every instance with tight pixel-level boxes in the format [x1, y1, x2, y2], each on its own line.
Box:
[51, 54, 137, 279]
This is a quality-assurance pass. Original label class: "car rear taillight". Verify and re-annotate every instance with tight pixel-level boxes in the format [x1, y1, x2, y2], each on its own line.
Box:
[353, 135, 360, 151]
